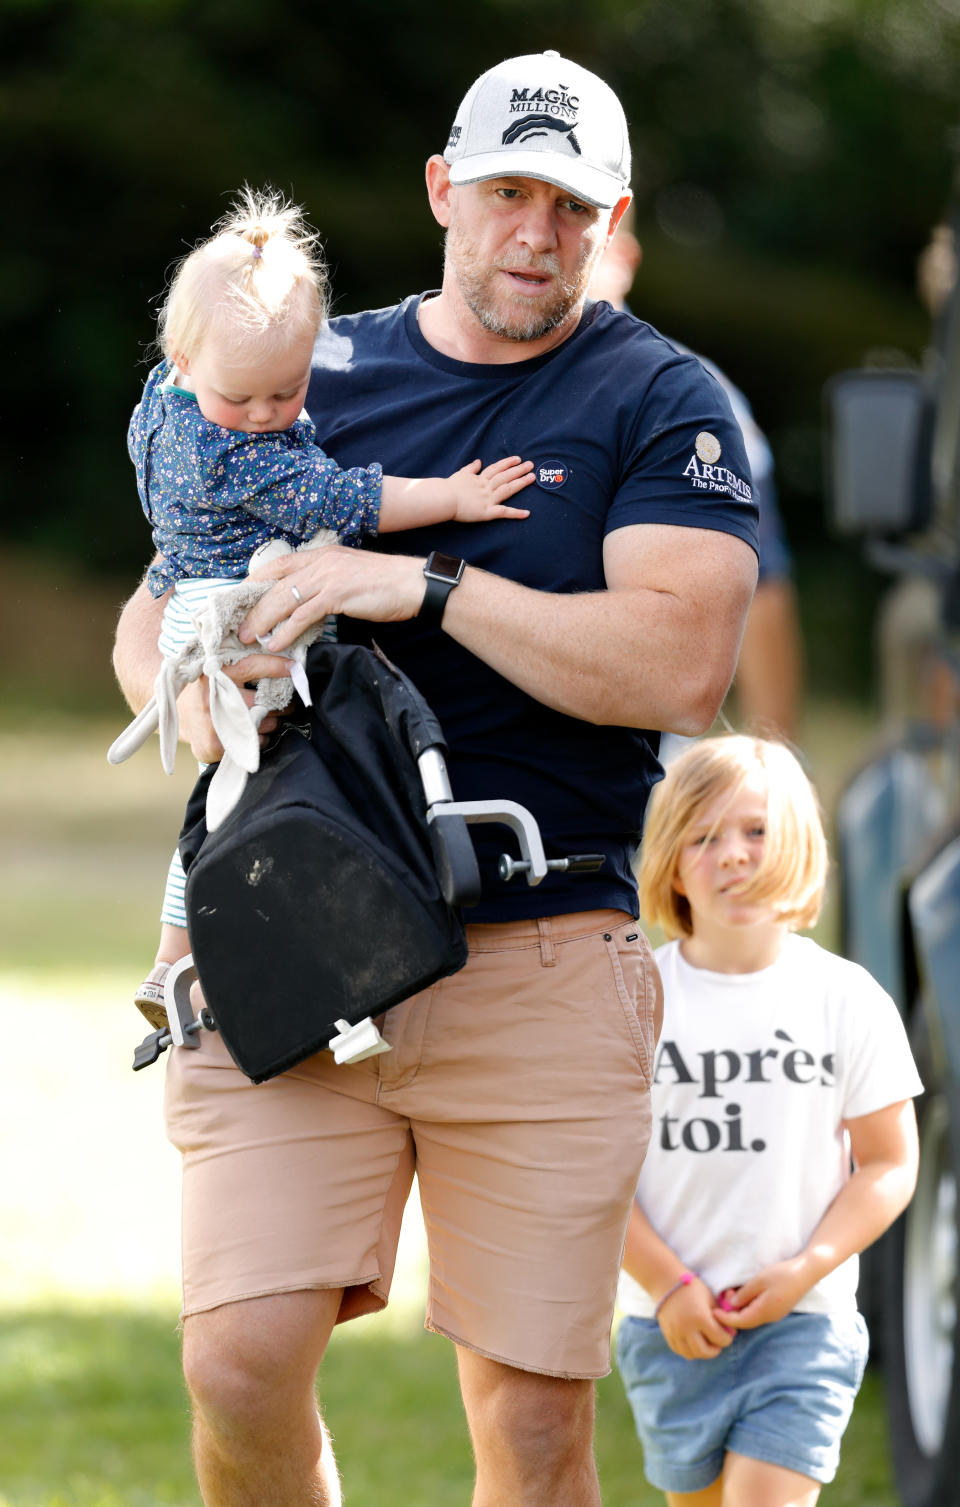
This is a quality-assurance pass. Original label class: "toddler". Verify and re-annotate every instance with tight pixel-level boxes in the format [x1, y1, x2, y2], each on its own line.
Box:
[616, 735, 922, 1507]
[124, 186, 533, 1027]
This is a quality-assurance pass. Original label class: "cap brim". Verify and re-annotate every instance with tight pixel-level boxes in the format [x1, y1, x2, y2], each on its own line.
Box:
[446, 151, 628, 210]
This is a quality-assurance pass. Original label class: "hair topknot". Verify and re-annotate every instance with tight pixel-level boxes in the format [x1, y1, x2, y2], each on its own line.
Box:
[158, 185, 329, 363]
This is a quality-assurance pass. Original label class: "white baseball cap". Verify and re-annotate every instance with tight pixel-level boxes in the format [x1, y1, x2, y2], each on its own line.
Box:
[443, 51, 631, 210]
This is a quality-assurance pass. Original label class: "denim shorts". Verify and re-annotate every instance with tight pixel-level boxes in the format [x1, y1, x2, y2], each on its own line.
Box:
[614, 1310, 870, 1492]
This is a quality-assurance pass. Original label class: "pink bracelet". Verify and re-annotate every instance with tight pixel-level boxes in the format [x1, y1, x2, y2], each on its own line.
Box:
[654, 1271, 695, 1318]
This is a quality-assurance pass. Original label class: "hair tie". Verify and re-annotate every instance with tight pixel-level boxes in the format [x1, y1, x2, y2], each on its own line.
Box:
[654, 1271, 696, 1319]
[251, 246, 263, 261]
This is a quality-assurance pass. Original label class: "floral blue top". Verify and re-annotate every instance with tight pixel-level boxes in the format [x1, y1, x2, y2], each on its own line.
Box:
[128, 359, 383, 597]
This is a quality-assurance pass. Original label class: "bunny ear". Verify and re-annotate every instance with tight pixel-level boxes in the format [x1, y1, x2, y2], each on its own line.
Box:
[106, 697, 161, 765]
[155, 657, 186, 775]
[206, 663, 261, 773]
[204, 752, 250, 831]
[204, 706, 268, 830]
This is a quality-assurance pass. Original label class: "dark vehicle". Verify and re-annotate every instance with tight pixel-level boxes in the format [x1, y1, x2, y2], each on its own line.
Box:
[826, 181, 960, 1507]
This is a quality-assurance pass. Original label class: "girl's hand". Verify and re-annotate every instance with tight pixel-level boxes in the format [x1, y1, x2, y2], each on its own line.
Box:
[656, 1276, 736, 1360]
[713, 1257, 813, 1330]
[449, 457, 534, 521]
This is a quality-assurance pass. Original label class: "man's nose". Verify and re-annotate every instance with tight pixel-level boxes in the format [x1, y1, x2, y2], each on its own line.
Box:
[515, 204, 558, 254]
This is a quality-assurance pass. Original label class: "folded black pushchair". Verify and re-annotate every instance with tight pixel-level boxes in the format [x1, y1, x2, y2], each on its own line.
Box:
[133, 641, 602, 1084]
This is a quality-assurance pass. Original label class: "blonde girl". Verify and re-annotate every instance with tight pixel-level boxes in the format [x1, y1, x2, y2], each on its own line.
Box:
[127, 186, 533, 1025]
[616, 735, 922, 1507]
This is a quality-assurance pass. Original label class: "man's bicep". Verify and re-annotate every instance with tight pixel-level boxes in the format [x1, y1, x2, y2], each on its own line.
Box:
[603, 522, 758, 606]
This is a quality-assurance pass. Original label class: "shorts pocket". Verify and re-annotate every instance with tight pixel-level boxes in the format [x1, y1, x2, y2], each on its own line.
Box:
[603, 925, 661, 1086]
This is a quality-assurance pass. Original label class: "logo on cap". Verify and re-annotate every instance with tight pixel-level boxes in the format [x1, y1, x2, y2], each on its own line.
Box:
[502, 115, 582, 156]
[535, 460, 570, 491]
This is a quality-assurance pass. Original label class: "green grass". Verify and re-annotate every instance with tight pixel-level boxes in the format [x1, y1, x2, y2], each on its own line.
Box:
[0, 1308, 897, 1507]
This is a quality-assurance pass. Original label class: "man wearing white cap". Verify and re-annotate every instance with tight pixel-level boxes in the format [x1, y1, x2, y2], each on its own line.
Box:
[115, 51, 758, 1507]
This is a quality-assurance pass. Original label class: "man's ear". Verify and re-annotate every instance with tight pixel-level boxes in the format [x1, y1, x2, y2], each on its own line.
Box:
[425, 155, 454, 228]
[606, 194, 634, 246]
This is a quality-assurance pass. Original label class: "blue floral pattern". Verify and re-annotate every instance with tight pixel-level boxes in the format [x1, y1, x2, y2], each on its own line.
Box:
[128, 359, 383, 597]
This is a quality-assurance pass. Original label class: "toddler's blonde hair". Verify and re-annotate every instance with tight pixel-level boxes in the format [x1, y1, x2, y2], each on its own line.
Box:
[158, 185, 328, 364]
[638, 736, 827, 938]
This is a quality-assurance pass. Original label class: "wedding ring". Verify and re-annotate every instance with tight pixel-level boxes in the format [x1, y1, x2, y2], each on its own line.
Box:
[290, 585, 304, 605]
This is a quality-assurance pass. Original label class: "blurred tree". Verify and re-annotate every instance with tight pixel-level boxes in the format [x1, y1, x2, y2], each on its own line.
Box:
[2, 0, 958, 615]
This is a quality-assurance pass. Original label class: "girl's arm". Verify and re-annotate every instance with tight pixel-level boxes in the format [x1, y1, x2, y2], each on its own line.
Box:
[719, 1098, 919, 1330]
[623, 1199, 735, 1360]
[377, 456, 534, 531]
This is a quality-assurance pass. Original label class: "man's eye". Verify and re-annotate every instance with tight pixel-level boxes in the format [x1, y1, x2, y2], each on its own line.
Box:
[497, 187, 521, 199]
[563, 199, 589, 214]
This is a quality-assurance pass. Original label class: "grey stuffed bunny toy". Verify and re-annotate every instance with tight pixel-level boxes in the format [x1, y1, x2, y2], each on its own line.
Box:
[108, 530, 336, 828]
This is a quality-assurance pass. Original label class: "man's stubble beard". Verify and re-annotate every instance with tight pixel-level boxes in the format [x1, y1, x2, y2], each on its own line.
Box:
[444, 218, 598, 343]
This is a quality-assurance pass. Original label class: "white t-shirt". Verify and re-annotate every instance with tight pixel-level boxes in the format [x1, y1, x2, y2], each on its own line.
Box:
[619, 934, 924, 1318]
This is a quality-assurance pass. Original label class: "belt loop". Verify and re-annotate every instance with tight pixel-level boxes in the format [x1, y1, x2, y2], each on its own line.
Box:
[537, 916, 558, 967]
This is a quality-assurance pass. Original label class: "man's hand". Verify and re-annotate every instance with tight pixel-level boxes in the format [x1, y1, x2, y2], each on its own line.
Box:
[177, 655, 292, 763]
[656, 1277, 736, 1359]
[240, 544, 427, 651]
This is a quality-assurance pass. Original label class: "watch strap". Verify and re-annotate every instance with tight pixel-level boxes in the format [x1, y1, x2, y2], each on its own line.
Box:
[420, 553, 465, 627]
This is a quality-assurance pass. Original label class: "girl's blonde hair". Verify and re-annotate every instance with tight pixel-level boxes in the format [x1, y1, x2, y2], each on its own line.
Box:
[638, 736, 827, 938]
[157, 185, 328, 363]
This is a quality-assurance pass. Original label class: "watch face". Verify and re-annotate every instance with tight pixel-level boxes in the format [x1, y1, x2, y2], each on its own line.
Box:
[426, 551, 465, 582]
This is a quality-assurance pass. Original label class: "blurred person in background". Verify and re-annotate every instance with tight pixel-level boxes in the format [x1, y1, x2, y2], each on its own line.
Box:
[590, 207, 803, 744]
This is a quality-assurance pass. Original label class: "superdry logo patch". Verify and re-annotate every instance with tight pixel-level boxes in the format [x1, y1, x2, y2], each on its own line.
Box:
[535, 460, 570, 491]
[504, 84, 582, 156]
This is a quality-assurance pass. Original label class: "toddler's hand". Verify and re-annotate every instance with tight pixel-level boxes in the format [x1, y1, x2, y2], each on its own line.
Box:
[450, 456, 534, 521]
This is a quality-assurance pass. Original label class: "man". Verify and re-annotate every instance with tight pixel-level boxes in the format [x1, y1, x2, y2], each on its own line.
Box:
[589, 207, 803, 742]
[114, 51, 758, 1507]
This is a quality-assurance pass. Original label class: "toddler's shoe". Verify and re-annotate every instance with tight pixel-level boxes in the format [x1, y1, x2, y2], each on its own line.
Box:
[134, 963, 170, 1031]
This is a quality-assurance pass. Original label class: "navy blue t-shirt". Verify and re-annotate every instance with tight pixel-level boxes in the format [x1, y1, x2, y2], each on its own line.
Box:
[305, 295, 758, 922]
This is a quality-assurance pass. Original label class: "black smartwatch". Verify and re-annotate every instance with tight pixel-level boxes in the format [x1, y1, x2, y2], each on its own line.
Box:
[420, 551, 465, 627]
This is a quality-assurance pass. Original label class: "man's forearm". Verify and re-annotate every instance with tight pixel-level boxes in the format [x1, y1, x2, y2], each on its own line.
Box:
[113, 579, 167, 714]
[241, 531, 756, 735]
[439, 567, 743, 733]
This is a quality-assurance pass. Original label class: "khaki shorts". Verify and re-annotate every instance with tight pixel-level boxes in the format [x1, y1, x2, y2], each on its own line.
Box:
[164, 908, 661, 1379]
